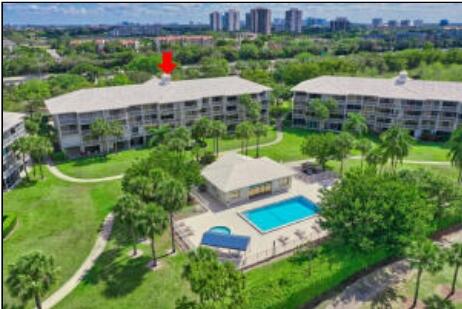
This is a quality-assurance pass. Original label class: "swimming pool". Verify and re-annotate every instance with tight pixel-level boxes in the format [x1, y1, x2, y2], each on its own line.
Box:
[241, 196, 319, 233]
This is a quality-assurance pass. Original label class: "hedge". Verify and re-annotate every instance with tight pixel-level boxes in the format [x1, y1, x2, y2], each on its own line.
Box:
[3, 213, 17, 239]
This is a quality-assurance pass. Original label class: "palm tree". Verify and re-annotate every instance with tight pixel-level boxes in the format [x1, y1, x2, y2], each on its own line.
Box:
[356, 138, 373, 168]
[148, 125, 171, 147]
[114, 194, 144, 256]
[446, 243, 462, 297]
[29, 136, 53, 179]
[379, 125, 414, 170]
[236, 121, 255, 156]
[343, 112, 368, 138]
[111, 120, 124, 152]
[406, 240, 444, 308]
[140, 203, 169, 267]
[239, 94, 261, 122]
[90, 118, 113, 154]
[333, 132, 355, 175]
[191, 117, 212, 148]
[165, 127, 192, 154]
[158, 177, 187, 254]
[253, 122, 269, 158]
[365, 146, 387, 169]
[12, 136, 31, 180]
[308, 98, 337, 131]
[210, 120, 227, 155]
[448, 127, 462, 183]
[6, 251, 58, 309]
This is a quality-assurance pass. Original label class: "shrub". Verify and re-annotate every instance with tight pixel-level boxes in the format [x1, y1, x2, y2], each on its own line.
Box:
[50, 151, 68, 162]
[3, 213, 17, 238]
[200, 151, 217, 166]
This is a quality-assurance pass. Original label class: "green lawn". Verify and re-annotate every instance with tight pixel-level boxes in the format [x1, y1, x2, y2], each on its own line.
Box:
[54, 219, 194, 309]
[248, 127, 450, 163]
[55, 129, 277, 179]
[2, 170, 121, 308]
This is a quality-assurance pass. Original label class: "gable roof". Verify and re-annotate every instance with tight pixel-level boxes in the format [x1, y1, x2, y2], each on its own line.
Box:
[44, 76, 271, 115]
[3, 112, 25, 133]
[291, 75, 462, 102]
[202, 153, 296, 192]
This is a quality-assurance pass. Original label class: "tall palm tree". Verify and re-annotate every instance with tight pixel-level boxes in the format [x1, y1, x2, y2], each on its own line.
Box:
[334, 132, 355, 175]
[114, 194, 144, 256]
[356, 138, 373, 169]
[446, 243, 462, 297]
[111, 120, 124, 152]
[365, 146, 387, 170]
[12, 136, 31, 179]
[29, 136, 53, 179]
[210, 120, 227, 155]
[158, 177, 187, 254]
[343, 112, 368, 138]
[448, 127, 462, 183]
[90, 118, 113, 154]
[308, 98, 337, 131]
[406, 240, 444, 308]
[148, 125, 171, 147]
[239, 94, 261, 122]
[191, 117, 212, 148]
[236, 121, 255, 156]
[140, 203, 169, 267]
[6, 251, 58, 309]
[254, 122, 269, 158]
[379, 125, 414, 170]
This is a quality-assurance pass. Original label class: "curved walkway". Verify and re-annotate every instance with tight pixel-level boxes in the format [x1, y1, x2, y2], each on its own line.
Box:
[42, 213, 114, 309]
[319, 227, 462, 309]
[47, 131, 284, 183]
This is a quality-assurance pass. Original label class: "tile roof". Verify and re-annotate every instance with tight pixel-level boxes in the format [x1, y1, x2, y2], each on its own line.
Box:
[45, 76, 271, 115]
[291, 74, 462, 102]
[202, 153, 296, 192]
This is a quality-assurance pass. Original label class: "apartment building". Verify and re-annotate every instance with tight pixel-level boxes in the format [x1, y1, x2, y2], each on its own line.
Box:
[249, 8, 272, 35]
[292, 72, 462, 139]
[3, 112, 27, 190]
[285, 8, 303, 33]
[45, 76, 271, 156]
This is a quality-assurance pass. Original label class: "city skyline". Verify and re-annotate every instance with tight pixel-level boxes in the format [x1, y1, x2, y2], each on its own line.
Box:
[3, 3, 462, 25]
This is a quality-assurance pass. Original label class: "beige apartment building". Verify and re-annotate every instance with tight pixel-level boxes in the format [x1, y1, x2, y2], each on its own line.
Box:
[3, 112, 28, 190]
[292, 72, 462, 139]
[44, 76, 271, 156]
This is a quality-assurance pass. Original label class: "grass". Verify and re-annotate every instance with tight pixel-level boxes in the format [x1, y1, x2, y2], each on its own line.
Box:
[55, 129, 277, 179]
[248, 127, 450, 163]
[2, 170, 121, 308]
[54, 217, 194, 309]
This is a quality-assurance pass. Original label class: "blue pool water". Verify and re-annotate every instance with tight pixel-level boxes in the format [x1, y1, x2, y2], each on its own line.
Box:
[208, 226, 231, 235]
[242, 196, 319, 233]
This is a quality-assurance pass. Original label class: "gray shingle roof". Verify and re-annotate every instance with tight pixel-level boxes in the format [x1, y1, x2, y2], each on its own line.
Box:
[3, 112, 25, 133]
[291, 75, 462, 102]
[202, 153, 296, 192]
[45, 76, 271, 115]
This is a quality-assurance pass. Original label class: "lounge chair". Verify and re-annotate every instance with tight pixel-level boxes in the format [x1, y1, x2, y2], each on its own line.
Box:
[294, 229, 306, 240]
[278, 235, 290, 245]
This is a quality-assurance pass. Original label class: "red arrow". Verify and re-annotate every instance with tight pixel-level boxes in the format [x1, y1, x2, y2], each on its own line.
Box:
[158, 51, 176, 74]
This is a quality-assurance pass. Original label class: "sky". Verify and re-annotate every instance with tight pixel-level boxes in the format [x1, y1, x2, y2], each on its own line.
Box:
[3, 3, 462, 26]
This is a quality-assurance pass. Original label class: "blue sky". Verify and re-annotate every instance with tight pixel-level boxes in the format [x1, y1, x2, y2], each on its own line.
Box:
[3, 3, 462, 25]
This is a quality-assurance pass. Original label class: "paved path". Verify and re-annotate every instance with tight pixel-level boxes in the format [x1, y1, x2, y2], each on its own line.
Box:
[318, 228, 462, 309]
[47, 162, 123, 183]
[41, 213, 114, 309]
[47, 131, 284, 183]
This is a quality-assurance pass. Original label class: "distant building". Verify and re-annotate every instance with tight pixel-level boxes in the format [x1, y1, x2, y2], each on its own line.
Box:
[330, 17, 350, 31]
[109, 24, 161, 37]
[304, 17, 328, 28]
[3, 112, 28, 190]
[388, 20, 398, 28]
[155, 35, 213, 50]
[413, 19, 424, 27]
[224, 9, 240, 32]
[285, 8, 303, 33]
[210, 11, 222, 31]
[3, 39, 16, 52]
[440, 19, 450, 26]
[249, 7, 272, 34]
[372, 18, 383, 28]
[400, 19, 411, 27]
[245, 12, 252, 30]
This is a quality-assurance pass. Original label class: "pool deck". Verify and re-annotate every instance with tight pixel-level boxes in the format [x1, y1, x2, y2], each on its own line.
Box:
[175, 174, 330, 267]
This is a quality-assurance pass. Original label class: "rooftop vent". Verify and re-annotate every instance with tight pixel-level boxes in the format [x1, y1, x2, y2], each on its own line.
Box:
[159, 74, 171, 86]
[396, 70, 408, 85]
